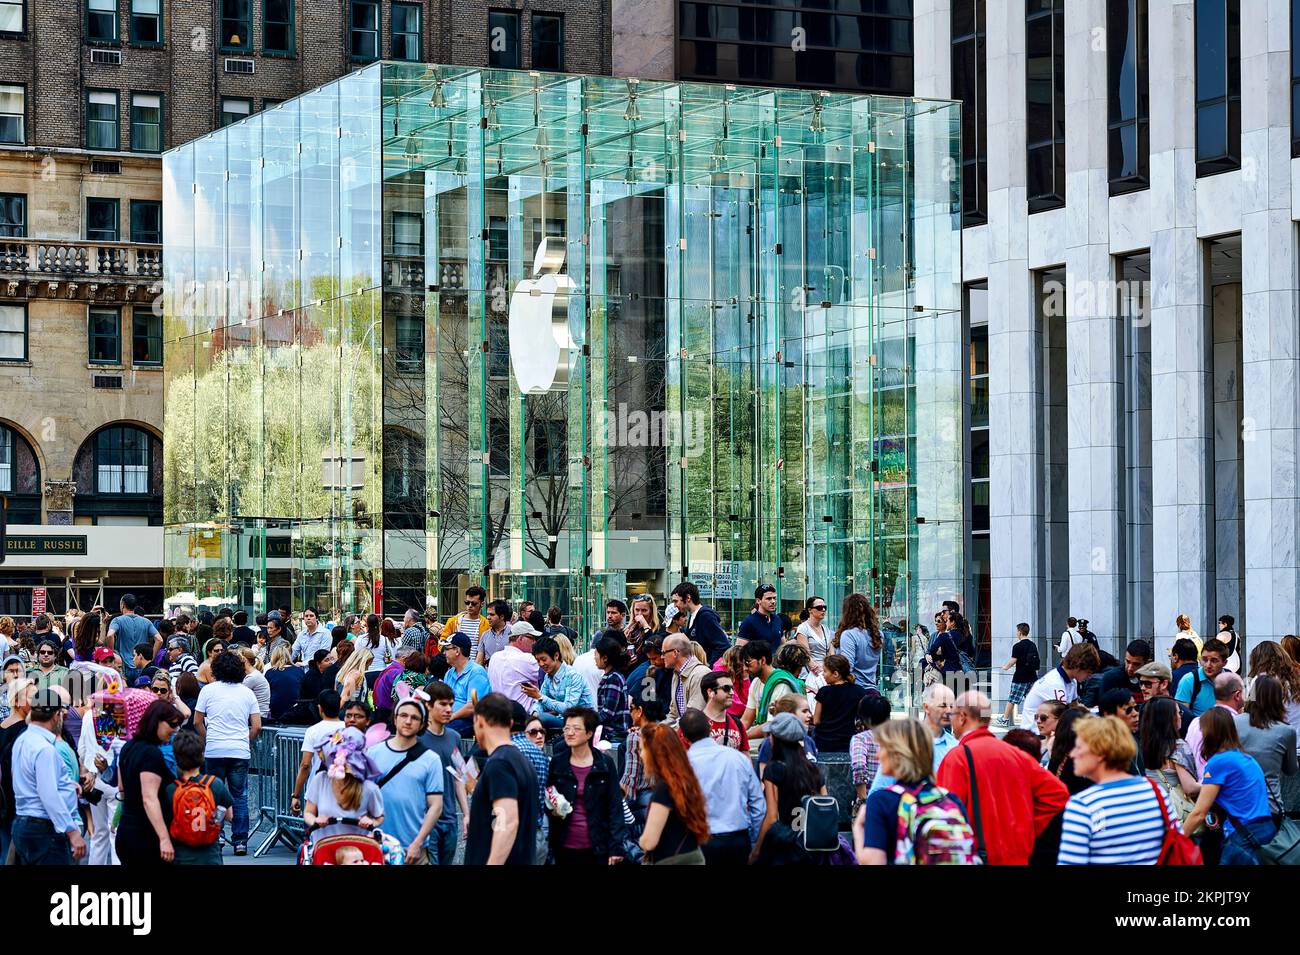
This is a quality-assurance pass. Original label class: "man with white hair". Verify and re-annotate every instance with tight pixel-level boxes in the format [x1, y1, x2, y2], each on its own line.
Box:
[936, 690, 1069, 865]
[868, 682, 958, 793]
[1184, 671, 1245, 776]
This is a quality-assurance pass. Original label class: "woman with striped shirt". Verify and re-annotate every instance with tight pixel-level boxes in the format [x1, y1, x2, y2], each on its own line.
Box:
[1057, 716, 1174, 865]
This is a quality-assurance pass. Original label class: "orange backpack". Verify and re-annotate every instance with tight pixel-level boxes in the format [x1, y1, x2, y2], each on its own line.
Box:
[169, 775, 221, 847]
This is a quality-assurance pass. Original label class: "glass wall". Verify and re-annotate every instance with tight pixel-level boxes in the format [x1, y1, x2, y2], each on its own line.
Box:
[163, 64, 962, 701]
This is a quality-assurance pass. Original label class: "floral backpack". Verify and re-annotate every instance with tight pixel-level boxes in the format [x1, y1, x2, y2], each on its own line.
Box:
[889, 783, 981, 865]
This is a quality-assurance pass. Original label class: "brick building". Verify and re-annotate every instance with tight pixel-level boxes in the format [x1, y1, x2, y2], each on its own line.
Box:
[0, 0, 612, 618]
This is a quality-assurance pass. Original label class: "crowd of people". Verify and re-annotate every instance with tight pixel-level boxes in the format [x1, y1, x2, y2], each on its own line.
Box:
[0, 588, 1296, 867]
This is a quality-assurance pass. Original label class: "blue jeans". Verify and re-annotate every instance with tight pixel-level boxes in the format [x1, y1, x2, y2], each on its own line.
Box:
[12, 816, 73, 866]
[429, 817, 458, 865]
[204, 757, 250, 845]
[1222, 817, 1278, 866]
[537, 712, 565, 731]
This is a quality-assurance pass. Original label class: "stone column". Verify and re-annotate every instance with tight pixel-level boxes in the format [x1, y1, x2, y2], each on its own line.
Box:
[1241, 0, 1300, 644]
[1148, 0, 1213, 655]
[1063, 0, 1124, 651]
[911, 0, 951, 99]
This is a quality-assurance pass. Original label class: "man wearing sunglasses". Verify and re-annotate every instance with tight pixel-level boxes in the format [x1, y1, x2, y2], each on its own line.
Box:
[25, 639, 68, 693]
[1134, 662, 1193, 739]
[439, 586, 490, 662]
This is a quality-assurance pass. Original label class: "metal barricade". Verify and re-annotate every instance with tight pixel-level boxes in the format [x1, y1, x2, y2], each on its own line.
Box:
[253, 726, 308, 858]
[246, 725, 280, 842]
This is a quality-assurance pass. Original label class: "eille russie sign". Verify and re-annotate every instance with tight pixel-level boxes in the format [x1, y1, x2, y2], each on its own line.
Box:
[4, 535, 89, 556]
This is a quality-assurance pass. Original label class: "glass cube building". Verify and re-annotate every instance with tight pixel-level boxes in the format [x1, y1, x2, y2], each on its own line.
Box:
[162, 63, 963, 684]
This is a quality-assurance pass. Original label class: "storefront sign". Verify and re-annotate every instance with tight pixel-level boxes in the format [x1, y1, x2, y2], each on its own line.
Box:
[5, 535, 88, 556]
[31, 587, 46, 613]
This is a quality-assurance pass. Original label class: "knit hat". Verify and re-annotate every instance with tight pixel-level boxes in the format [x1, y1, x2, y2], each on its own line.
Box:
[766, 711, 806, 744]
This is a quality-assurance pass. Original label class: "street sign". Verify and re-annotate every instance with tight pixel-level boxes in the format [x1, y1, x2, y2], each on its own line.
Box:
[31, 587, 46, 615]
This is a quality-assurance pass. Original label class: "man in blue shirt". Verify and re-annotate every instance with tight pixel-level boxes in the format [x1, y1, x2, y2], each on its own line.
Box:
[870, 682, 959, 793]
[523, 635, 594, 730]
[737, 584, 784, 647]
[11, 689, 85, 864]
[681, 709, 764, 865]
[443, 633, 492, 735]
[366, 698, 444, 865]
[107, 593, 158, 685]
[1175, 642, 1227, 717]
[671, 581, 730, 664]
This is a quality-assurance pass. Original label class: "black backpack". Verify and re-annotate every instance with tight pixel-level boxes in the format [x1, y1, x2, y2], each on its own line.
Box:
[1020, 642, 1041, 677]
[798, 795, 840, 852]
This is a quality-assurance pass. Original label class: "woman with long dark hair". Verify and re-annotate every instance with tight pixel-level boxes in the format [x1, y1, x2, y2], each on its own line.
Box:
[114, 699, 183, 865]
[1045, 708, 1093, 795]
[752, 712, 827, 864]
[1140, 697, 1198, 795]
[73, 611, 101, 664]
[1183, 708, 1275, 864]
[637, 722, 709, 864]
[833, 592, 882, 691]
[1234, 675, 1298, 817]
[593, 633, 631, 742]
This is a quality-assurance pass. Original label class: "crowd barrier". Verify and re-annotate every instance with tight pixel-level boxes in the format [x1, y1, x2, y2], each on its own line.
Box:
[252, 726, 308, 858]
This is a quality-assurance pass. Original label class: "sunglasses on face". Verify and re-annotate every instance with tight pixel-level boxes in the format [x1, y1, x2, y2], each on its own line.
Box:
[1034, 714, 1052, 723]
[525, 727, 545, 737]
[1139, 680, 1158, 688]
[38, 650, 55, 656]
[1120, 704, 1137, 714]
[714, 684, 734, 693]
[151, 686, 170, 696]
[812, 605, 827, 612]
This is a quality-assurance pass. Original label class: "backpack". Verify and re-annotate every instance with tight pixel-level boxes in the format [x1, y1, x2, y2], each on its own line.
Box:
[169, 775, 221, 847]
[424, 630, 442, 663]
[889, 784, 980, 865]
[1020, 642, 1040, 678]
[798, 795, 841, 852]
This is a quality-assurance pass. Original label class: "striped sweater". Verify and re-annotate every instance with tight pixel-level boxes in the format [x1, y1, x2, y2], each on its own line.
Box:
[1058, 776, 1173, 865]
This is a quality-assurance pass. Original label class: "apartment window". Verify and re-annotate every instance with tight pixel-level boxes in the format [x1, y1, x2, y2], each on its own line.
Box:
[0, 1, 24, 34]
[262, 98, 283, 110]
[132, 310, 162, 365]
[395, 316, 423, 373]
[951, 0, 987, 227]
[96, 426, 149, 494]
[130, 199, 160, 243]
[0, 304, 25, 361]
[391, 3, 420, 61]
[88, 307, 121, 364]
[1195, 0, 1240, 176]
[350, 1, 380, 61]
[129, 0, 160, 44]
[86, 197, 120, 241]
[86, 0, 117, 42]
[1026, 0, 1066, 212]
[1108, 0, 1149, 192]
[220, 97, 251, 127]
[392, 211, 422, 256]
[220, 0, 251, 50]
[0, 193, 25, 237]
[0, 85, 21, 144]
[130, 92, 161, 152]
[488, 10, 521, 68]
[86, 90, 119, 150]
[264, 0, 293, 53]
[532, 13, 564, 71]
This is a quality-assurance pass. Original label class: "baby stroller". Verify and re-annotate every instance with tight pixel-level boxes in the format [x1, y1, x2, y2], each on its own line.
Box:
[299, 818, 388, 865]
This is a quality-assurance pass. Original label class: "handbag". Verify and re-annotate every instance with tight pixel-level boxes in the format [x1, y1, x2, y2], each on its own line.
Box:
[1227, 811, 1300, 866]
[1147, 778, 1203, 865]
[1155, 767, 1203, 836]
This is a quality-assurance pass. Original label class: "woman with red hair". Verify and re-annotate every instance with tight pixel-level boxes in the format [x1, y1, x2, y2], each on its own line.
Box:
[637, 722, 709, 864]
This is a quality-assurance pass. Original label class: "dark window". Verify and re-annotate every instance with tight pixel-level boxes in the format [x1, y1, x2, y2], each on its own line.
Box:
[0, 303, 25, 361]
[532, 13, 564, 70]
[86, 197, 120, 241]
[86, 89, 119, 151]
[130, 199, 160, 243]
[1294, 0, 1300, 156]
[350, 0, 380, 61]
[1196, 0, 1240, 175]
[0, 193, 25, 237]
[488, 417, 510, 475]
[392, 211, 421, 256]
[1026, 0, 1066, 212]
[951, 0, 987, 227]
[221, 0, 251, 50]
[1108, 0, 1149, 192]
[0, 84, 22, 144]
[488, 10, 521, 67]
[395, 316, 423, 373]
[130, 92, 162, 152]
[86, 0, 117, 41]
[88, 307, 121, 364]
[533, 420, 565, 475]
[264, 0, 293, 54]
[130, 0, 160, 44]
[220, 97, 251, 127]
[0, 1, 23, 34]
[132, 310, 162, 365]
[95, 425, 150, 494]
[391, 3, 420, 61]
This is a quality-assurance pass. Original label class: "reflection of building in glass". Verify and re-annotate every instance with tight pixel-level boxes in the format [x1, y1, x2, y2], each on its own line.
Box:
[162, 64, 963, 681]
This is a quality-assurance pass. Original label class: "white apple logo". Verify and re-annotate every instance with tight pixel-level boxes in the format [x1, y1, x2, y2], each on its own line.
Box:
[509, 236, 575, 394]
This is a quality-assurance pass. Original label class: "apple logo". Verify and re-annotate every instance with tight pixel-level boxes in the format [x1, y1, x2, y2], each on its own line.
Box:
[509, 236, 575, 394]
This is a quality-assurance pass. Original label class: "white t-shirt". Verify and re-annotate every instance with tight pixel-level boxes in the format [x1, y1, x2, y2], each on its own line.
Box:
[573, 649, 603, 700]
[1019, 667, 1077, 731]
[195, 681, 259, 759]
[302, 719, 346, 774]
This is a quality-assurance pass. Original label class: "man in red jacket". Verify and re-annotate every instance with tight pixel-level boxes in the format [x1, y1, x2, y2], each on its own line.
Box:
[937, 691, 1068, 865]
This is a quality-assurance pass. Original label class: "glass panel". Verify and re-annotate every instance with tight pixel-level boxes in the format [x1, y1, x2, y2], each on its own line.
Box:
[86, 197, 119, 240]
[88, 0, 117, 41]
[0, 2, 22, 33]
[87, 91, 118, 150]
[0, 303, 24, 359]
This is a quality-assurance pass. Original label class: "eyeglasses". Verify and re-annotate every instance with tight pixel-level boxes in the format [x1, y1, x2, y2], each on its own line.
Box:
[465, 599, 480, 605]
[1119, 704, 1137, 714]
[525, 727, 545, 738]
[37, 650, 55, 656]
[1138, 679, 1158, 689]
[151, 686, 170, 696]
[811, 605, 827, 612]
[714, 684, 734, 693]
[1034, 714, 1052, 723]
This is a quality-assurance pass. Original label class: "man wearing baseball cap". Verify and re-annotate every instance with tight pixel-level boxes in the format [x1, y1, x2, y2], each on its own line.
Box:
[443, 632, 491, 735]
[487, 619, 544, 713]
[1136, 660, 1193, 737]
[9, 688, 86, 864]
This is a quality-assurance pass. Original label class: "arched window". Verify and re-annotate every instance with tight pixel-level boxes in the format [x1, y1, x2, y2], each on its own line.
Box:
[0, 423, 41, 523]
[95, 426, 149, 494]
[73, 424, 162, 524]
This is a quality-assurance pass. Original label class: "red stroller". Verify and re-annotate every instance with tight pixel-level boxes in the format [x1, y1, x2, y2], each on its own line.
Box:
[299, 818, 387, 865]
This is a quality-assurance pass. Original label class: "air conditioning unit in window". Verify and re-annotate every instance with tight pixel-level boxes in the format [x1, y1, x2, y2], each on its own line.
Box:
[90, 49, 123, 66]
[224, 58, 255, 75]
[90, 160, 121, 175]
[92, 374, 123, 390]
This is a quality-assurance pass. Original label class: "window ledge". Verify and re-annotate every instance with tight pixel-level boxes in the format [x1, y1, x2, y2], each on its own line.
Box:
[87, 363, 124, 371]
[0, 359, 32, 367]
